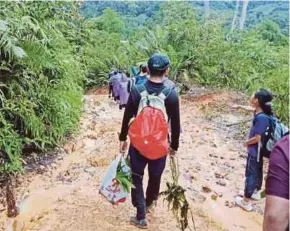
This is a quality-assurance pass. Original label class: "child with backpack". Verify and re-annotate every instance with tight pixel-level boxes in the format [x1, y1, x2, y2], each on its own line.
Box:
[232, 88, 288, 211]
[119, 53, 181, 229]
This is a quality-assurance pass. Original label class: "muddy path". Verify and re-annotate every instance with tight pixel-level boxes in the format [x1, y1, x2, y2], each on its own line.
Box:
[1, 89, 266, 231]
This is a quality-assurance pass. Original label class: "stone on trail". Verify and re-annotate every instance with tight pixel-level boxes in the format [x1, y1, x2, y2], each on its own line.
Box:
[188, 184, 202, 192]
[211, 194, 218, 201]
[202, 185, 212, 193]
[84, 166, 95, 174]
[217, 179, 227, 186]
[51, 163, 58, 169]
[183, 173, 195, 183]
[223, 162, 232, 168]
[72, 140, 85, 152]
[225, 200, 235, 208]
[88, 157, 110, 167]
[0, 203, 5, 212]
[214, 171, 222, 179]
[191, 193, 206, 204]
[195, 164, 201, 171]
[63, 143, 73, 154]
[37, 165, 46, 174]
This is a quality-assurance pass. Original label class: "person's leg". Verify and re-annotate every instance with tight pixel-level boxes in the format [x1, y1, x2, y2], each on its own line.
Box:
[244, 155, 259, 199]
[236, 155, 258, 211]
[129, 146, 148, 220]
[146, 156, 167, 207]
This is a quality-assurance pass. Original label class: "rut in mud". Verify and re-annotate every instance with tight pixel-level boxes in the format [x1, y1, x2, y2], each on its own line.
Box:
[1, 88, 267, 231]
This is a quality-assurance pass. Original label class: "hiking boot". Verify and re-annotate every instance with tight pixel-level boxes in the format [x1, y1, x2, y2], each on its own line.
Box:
[146, 200, 157, 214]
[235, 196, 253, 212]
[130, 217, 148, 229]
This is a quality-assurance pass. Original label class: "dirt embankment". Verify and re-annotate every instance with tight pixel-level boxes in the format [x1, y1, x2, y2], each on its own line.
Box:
[1, 88, 267, 231]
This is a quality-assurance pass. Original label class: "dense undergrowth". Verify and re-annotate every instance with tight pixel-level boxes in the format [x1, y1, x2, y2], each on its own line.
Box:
[0, 1, 288, 174]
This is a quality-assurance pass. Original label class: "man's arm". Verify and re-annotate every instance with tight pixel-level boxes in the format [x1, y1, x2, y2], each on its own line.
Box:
[263, 195, 289, 231]
[167, 90, 181, 151]
[119, 89, 138, 141]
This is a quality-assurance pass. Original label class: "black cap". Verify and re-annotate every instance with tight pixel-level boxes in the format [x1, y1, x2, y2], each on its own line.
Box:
[148, 53, 170, 71]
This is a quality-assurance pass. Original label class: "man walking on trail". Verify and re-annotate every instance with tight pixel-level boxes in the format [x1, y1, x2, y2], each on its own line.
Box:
[119, 53, 181, 229]
[263, 133, 289, 231]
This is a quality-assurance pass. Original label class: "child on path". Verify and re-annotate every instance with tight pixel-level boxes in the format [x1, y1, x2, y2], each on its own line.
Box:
[232, 88, 274, 211]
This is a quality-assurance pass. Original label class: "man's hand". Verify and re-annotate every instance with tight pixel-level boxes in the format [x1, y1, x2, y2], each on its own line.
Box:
[170, 148, 177, 156]
[119, 141, 128, 154]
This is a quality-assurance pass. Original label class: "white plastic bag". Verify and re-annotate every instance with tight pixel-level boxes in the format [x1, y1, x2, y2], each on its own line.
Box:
[99, 154, 131, 205]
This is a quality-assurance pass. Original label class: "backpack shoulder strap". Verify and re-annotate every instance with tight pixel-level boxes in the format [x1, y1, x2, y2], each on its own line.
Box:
[136, 84, 148, 97]
[158, 86, 172, 101]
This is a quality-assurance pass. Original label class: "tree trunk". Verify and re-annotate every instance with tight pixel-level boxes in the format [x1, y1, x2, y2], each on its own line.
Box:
[239, 0, 249, 30]
[231, 0, 240, 31]
[204, 0, 210, 18]
[6, 174, 18, 217]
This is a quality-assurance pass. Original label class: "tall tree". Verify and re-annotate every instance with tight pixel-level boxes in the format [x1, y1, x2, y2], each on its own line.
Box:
[231, 0, 240, 31]
[204, 0, 210, 18]
[239, 0, 249, 30]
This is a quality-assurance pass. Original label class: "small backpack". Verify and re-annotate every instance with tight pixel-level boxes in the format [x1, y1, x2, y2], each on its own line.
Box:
[128, 84, 172, 160]
[260, 115, 289, 158]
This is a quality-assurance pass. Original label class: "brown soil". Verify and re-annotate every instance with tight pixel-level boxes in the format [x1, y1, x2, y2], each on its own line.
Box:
[1, 89, 266, 231]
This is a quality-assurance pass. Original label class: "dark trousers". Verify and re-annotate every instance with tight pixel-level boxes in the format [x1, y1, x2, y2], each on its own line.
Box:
[244, 155, 263, 198]
[129, 146, 166, 220]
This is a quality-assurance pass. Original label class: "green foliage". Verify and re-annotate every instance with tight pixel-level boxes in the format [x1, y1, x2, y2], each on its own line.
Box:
[94, 9, 125, 34]
[0, 2, 84, 173]
[82, 1, 289, 34]
[127, 2, 289, 124]
[1, 1, 288, 175]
